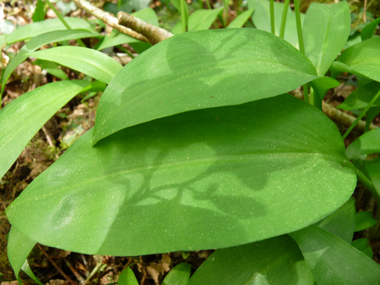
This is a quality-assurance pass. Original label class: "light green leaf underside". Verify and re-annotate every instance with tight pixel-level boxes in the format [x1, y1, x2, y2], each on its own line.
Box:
[92, 28, 317, 144]
[7, 227, 36, 283]
[26, 46, 122, 84]
[7, 95, 355, 256]
[290, 225, 380, 284]
[162, 263, 191, 285]
[248, 0, 304, 48]
[227, 9, 254, 29]
[346, 128, 380, 159]
[188, 8, 223, 32]
[189, 235, 314, 285]
[2, 29, 100, 91]
[336, 37, 380, 82]
[96, 8, 158, 51]
[303, 2, 350, 76]
[6, 17, 96, 44]
[0, 80, 91, 179]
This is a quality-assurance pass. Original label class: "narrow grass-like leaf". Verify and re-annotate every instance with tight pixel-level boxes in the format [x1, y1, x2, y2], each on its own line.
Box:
[338, 81, 380, 110]
[361, 17, 380, 41]
[290, 225, 380, 284]
[162, 263, 191, 285]
[188, 8, 223, 32]
[93, 29, 317, 144]
[118, 267, 139, 285]
[2, 30, 100, 92]
[21, 261, 44, 285]
[0, 80, 91, 179]
[354, 211, 377, 232]
[96, 8, 157, 51]
[364, 158, 380, 200]
[346, 128, 380, 159]
[315, 198, 355, 243]
[6, 17, 96, 44]
[7, 227, 36, 284]
[26, 46, 122, 84]
[248, 0, 304, 48]
[336, 37, 380, 82]
[32, 0, 46, 22]
[303, 2, 350, 76]
[189, 235, 314, 285]
[33, 59, 69, 80]
[7, 95, 355, 256]
[227, 9, 254, 28]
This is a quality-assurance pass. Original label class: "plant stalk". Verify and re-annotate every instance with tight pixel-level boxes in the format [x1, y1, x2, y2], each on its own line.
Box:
[279, 0, 290, 39]
[180, 0, 187, 33]
[343, 89, 380, 139]
[293, 0, 304, 54]
[270, 0, 275, 35]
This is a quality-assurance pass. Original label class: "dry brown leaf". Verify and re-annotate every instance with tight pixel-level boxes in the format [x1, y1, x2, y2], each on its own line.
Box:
[146, 254, 171, 284]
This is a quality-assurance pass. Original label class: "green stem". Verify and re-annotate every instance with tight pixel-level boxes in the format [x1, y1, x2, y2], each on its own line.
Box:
[270, 0, 275, 35]
[224, 4, 228, 28]
[343, 89, 380, 139]
[303, 83, 309, 103]
[293, 0, 304, 54]
[180, 0, 187, 33]
[44, 0, 86, 47]
[116, 45, 135, 58]
[205, 0, 212, 9]
[309, 87, 314, 106]
[279, 0, 290, 39]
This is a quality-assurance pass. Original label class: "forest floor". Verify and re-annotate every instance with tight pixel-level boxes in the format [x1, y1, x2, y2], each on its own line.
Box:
[1, 0, 380, 284]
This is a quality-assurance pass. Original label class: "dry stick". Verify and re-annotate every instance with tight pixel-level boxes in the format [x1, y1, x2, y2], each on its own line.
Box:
[64, 259, 86, 284]
[70, 0, 149, 43]
[37, 244, 78, 285]
[118, 12, 173, 44]
[291, 90, 377, 133]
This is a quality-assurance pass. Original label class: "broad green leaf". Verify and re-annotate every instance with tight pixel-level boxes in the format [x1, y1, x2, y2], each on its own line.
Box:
[162, 263, 191, 285]
[290, 225, 380, 284]
[33, 59, 69, 80]
[189, 235, 314, 285]
[6, 17, 96, 44]
[188, 8, 223, 32]
[7, 227, 36, 284]
[1, 29, 100, 92]
[21, 261, 44, 285]
[26, 46, 122, 84]
[364, 157, 380, 199]
[118, 267, 139, 285]
[0, 80, 91, 179]
[361, 17, 380, 41]
[336, 37, 380, 82]
[7, 95, 355, 256]
[338, 81, 380, 110]
[346, 128, 380, 159]
[248, 0, 304, 48]
[354, 211, 377, 232]
[93, 29, 318, 144]
[315, 197, 355, 243]
[303, 2, 350, 76]
[351, 238, 373, 258]
[227, 9, 254, 28]
[32, 0, 46, 22]
[309, 77, 340, 110]
[96, 8, 157, 51]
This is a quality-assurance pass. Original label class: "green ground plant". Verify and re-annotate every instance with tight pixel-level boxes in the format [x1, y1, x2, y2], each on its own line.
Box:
[2, 0, 380, 283]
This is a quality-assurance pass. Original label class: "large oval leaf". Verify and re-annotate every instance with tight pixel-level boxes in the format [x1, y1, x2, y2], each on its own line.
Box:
[6, 17, 96, 45]
[0, 80, 91, 179]
[2, 30, 100, 92]
[189, 235, 314, 285]
[7, 95, 355, 256]
[303, 2, 350, 76]
[26, 46, 122, 84]
[336, 37, 380, 82]
[92, 28, 317, 144]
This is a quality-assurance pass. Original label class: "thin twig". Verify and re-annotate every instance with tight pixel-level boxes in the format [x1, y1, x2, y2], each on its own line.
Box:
[118, 12, 173, 44]
[70, 0, 149, 43]
[64, 259, 86, 284]
[37, 244, 78, 285]
[83, 261, 106, 285]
